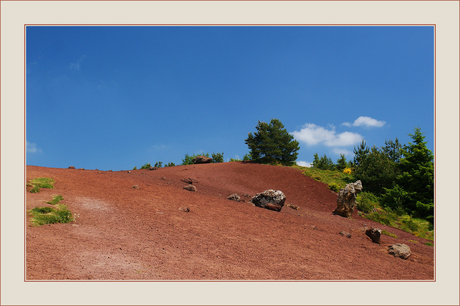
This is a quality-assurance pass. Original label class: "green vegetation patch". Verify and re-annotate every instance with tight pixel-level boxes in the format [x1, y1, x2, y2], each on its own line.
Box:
[382, 230, 398, 238]
[46, 195, 64, 205]
[28, 204, 74, 226]
[27, 177, 55, 193]
[356, 192, 380, 214]
[293, 165, 356, 188]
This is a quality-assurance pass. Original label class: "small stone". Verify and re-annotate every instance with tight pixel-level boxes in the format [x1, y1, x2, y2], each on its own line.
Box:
[127, 171, 131, 173]
[227, 194, 241, 202]
[179, 207, 190, 212]
[286, 203, 299, 210]
[132, 185, 140, 189]
[181, 177, 198, 184]
[339, 231, 352, 238]
[69, 166, 75, 169]
[183, 185, 197, 192]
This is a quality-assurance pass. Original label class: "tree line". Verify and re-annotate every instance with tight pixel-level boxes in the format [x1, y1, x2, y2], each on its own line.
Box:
[311, 127, 434, 223]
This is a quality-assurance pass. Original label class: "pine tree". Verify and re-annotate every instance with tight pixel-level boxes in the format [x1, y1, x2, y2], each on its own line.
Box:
[245, 119, 300, 165]
[353, 140, 370, 168]
[336, 154, 347, 171]
[396, 127, 434, 221]
[312, 153, 320, 168]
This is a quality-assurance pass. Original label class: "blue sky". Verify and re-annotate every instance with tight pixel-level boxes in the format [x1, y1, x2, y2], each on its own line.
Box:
[26, 26, 434, 170]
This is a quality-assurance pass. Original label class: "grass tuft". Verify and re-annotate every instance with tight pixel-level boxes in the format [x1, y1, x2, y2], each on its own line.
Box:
[46, 195, 64, 205]
[27, 177, 55, 193]
[28, 204, 74, 226]
[382, 230, 398, 238]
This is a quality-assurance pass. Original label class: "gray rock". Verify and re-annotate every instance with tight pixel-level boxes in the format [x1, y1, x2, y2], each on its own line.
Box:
[388, 243, 411, 259]
[333, 180, 363, 217]
[339, 231, 352, 238]
[366, 228, 382, 244]
[250, 189, 286, 212]
[69, 166, 75, 169]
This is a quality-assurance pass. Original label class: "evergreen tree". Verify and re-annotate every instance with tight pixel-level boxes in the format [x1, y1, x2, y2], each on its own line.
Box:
[312, 153, 320, 168]
[353, 140, 370, 168]
[383, 138, 402, 163]
[336, 154, 347, 171]
[245, 119, 300, 165]
[395, 128, 434, 221]
[353, 146, 398, 195]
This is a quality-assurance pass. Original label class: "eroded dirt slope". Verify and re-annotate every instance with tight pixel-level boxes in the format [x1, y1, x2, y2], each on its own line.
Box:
[25, 162, 434, 280]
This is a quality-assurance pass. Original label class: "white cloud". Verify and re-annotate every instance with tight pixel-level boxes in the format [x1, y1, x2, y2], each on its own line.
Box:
[343, 116, 386, 128]
[291, 123, 363, 147]
[26, 141, 42, 153]
[332, 148, 354, 157]
[296, 161, 312, 167]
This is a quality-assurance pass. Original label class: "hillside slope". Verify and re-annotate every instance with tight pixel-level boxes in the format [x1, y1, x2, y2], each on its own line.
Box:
[25, 162, 434, 280]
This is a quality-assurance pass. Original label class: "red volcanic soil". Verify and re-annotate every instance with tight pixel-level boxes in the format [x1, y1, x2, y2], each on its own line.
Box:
[25, 162, 434, 280]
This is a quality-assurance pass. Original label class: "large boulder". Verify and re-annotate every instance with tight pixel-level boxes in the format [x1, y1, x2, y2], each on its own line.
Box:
[333, 180, 363, 217]
[192, 155, 213, 164]
[250, 189, 286, 212]
[388, 243, 411, 259]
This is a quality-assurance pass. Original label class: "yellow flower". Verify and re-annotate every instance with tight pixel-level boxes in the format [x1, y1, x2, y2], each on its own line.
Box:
[343, 168, 352, 174]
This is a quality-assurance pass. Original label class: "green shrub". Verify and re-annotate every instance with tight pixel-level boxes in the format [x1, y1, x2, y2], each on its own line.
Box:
[380, 184, 410, 214]
[165, 162, 175, 167]
[328, 183, 341, 192]
[229, 158, 242, 162]
[154, 161, 163, 168]
[133, 166, 137, 170]
[425, 242, 433, 247]
[243, 153, 252, 161]
[27, 177, 55, 193]
[365, 209, 398, 227]
[356, 192, 380, 213]
[140, 163, 151, 169]
[211, 152, 224, 163]
[47, 195, 64, 205]
[28, 204, 74, 226]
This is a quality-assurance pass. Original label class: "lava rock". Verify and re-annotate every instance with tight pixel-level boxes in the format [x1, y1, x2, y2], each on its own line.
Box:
[250, 189, 286, 212]
[192, 155, 213, 164]
[366, 228, 382, 244]
[333, 180, 363, 217]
